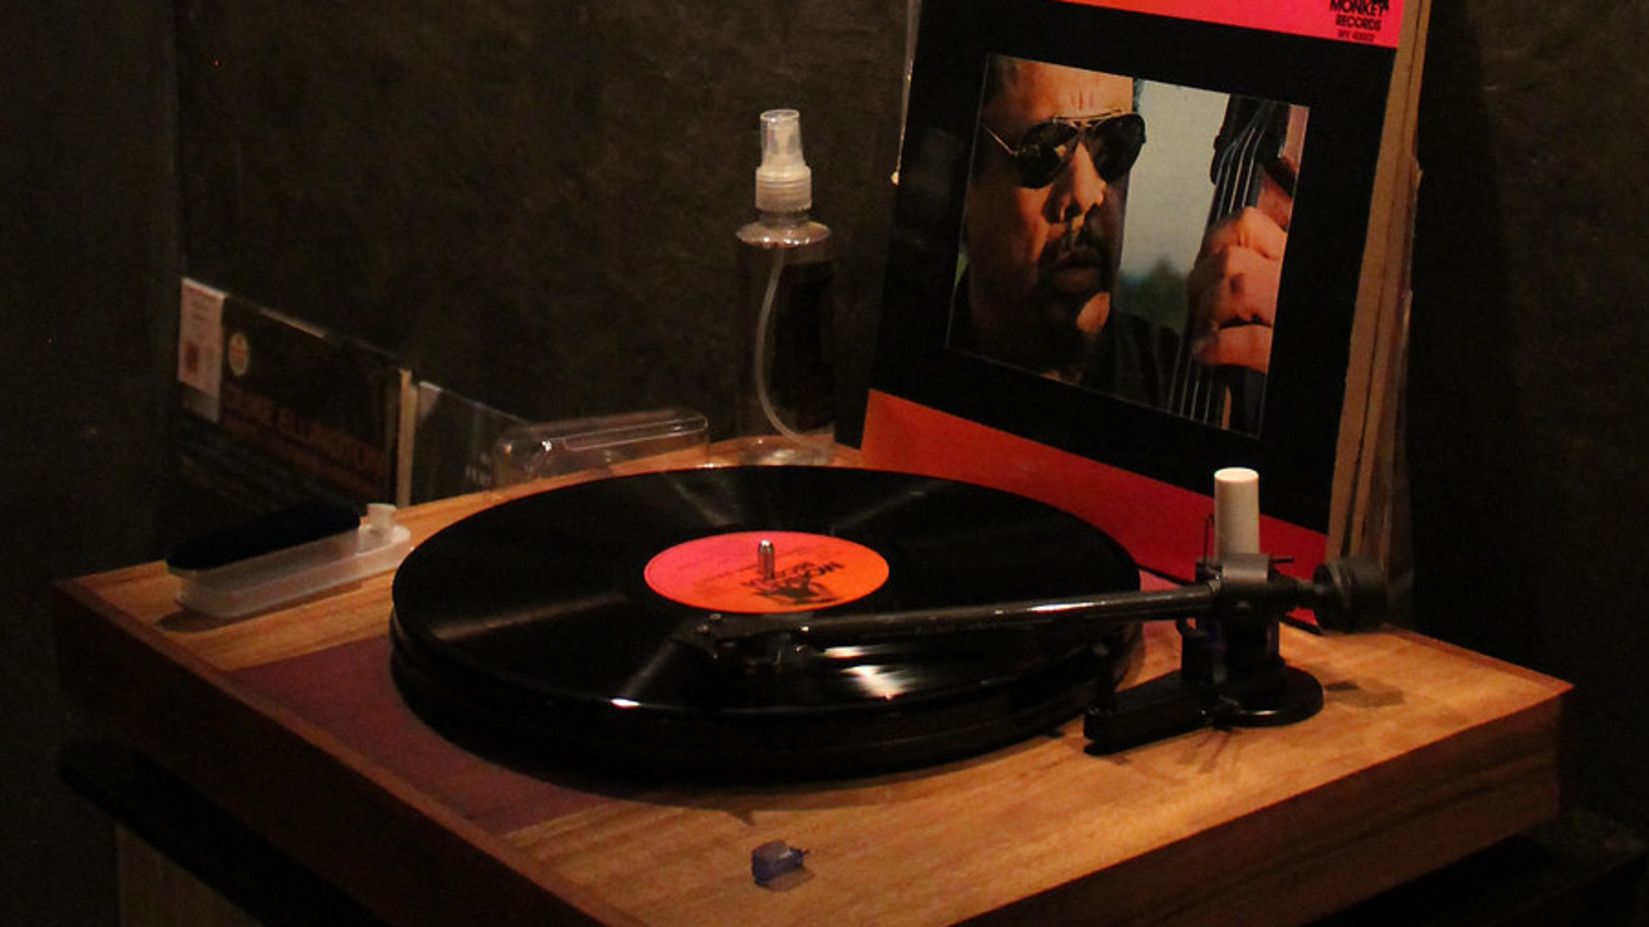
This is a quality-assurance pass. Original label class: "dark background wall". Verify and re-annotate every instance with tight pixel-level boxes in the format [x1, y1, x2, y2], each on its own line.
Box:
[3, 1, 1645, 924]
[172, 0, 904, 435]
[2, 3, 177, 925]
[1406, 1, 1649, 833]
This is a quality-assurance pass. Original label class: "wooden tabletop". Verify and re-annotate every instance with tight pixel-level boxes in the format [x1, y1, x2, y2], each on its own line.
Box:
[54, 448, 1571, 927]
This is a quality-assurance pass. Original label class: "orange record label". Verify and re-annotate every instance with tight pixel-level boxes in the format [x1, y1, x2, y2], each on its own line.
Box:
[644, 531, 890, 614]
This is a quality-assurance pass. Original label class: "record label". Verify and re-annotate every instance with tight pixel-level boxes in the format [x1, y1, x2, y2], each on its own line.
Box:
[644, 530, 890, 614]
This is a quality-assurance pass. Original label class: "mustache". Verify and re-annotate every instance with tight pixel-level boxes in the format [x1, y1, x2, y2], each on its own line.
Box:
[1037, 221, 1116, 290]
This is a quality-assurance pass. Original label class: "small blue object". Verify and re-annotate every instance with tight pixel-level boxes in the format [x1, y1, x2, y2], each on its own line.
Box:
[751, 840, 807, 884]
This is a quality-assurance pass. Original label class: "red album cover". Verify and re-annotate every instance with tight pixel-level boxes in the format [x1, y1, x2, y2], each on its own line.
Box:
[866, 0, 1423, 581]
[1056, 0, 1406, 48]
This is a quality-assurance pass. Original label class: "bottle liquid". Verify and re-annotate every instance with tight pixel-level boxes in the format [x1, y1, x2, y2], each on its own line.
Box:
[733, 108, 836, 465]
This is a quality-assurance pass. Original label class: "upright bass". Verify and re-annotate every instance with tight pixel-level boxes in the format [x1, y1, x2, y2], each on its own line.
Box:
[1165, 97, 1306, 432]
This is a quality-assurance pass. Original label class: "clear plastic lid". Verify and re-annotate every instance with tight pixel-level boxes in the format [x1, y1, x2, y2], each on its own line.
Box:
[490, 408, 709, 486]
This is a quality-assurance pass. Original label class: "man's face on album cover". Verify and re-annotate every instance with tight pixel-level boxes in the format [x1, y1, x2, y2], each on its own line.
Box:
[962, 59, 1135, 375]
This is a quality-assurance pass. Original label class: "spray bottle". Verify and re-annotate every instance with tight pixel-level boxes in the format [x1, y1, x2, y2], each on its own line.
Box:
[733, 108, 836, 465]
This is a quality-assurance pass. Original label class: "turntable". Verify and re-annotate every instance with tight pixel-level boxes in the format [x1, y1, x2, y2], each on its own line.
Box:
[386, 464, 1383, 781]
[53, 443, 1570, 926]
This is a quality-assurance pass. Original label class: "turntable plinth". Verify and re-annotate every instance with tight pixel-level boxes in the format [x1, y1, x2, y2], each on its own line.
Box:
[53, 450, 1570, 927]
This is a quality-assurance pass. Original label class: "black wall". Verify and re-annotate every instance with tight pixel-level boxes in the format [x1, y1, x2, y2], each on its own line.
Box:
[1407, 1, 1649, 830]
[2, 1, 1646, 923]
[2, 3, 176, 925]
[172, 0, 905, 434]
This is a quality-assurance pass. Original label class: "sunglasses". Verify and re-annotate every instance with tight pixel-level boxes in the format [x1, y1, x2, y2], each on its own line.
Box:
[983, 113, 1147, 189]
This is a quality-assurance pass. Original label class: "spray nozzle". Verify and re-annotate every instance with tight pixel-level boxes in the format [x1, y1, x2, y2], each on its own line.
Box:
[755, 108, 813, 213]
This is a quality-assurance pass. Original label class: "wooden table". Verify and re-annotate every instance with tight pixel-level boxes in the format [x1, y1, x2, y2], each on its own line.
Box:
[54, 450, 1571, 927]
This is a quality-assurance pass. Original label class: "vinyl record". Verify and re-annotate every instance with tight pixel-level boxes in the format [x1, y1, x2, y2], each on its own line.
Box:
[390, 466, 1141, 779]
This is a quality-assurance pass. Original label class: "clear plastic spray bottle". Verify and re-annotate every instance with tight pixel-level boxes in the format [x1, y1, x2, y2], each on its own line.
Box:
[733, 108, 836, 465]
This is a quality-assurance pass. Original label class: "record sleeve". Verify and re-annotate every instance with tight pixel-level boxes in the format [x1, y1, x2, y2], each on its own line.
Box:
[870, 0, 1428, 578]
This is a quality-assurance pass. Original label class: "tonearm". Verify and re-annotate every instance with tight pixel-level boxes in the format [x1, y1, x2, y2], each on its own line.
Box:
[671, 552, 1386, 755]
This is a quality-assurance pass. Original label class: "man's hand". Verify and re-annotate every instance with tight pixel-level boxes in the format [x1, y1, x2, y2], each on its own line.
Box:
[1185, 205, 1288, 374]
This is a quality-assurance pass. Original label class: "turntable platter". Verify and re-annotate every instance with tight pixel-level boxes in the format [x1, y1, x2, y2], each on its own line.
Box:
[390, 466, 1141, 779]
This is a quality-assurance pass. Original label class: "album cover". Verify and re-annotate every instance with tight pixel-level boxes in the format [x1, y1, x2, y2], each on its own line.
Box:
[173, 279, 555, 530]
[173, 279, 408, 536]
[868, 0, 1426, 578]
